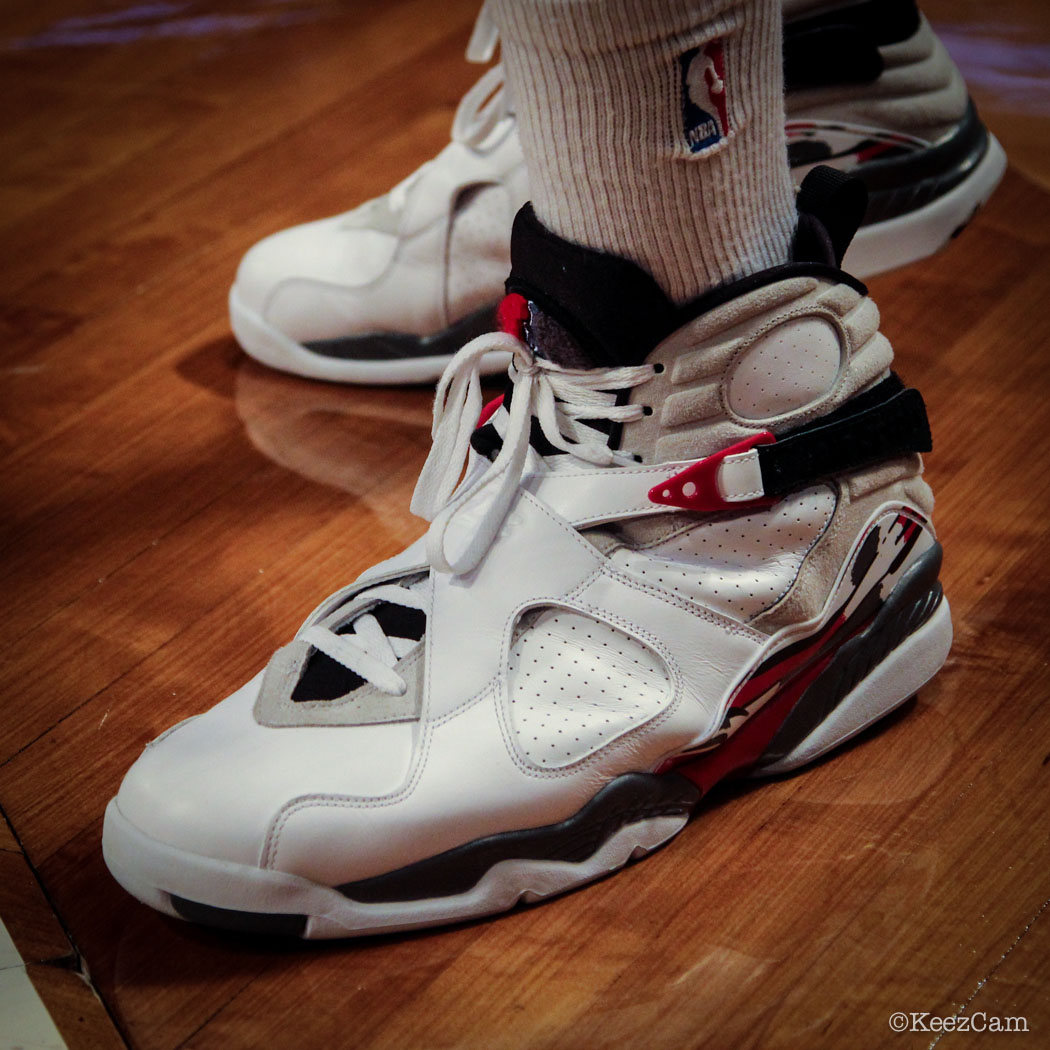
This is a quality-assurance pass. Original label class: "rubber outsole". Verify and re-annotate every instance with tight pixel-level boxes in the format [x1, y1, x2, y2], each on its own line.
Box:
[102, 595, 951, 939]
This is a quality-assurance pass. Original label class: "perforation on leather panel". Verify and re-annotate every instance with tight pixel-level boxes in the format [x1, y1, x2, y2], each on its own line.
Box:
[726, 315, 843, 419]
[611, 485, 836, 622]
[506, 608, 672, 769]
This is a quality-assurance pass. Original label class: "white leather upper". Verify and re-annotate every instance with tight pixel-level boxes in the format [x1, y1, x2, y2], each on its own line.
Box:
[234, 112, 527, 341]
[609, 484, 836, 622]
[116, 470, 769, 882]
[118, 272, 923, 887]
[506, 607, 672, 768]
[116, 673, 416, 867]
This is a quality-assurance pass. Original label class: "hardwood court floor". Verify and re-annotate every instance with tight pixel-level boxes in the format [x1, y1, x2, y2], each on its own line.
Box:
[1, 2, 1048, 1048]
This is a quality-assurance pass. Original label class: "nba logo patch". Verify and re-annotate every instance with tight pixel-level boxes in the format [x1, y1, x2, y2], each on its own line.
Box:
[679, 40, 731, 154]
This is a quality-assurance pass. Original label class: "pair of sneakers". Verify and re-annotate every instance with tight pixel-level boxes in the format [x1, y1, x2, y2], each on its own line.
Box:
[102, 1, 994, 938]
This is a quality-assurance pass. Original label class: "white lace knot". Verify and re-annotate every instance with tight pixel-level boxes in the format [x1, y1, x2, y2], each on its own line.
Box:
[411, 329, 655, 575]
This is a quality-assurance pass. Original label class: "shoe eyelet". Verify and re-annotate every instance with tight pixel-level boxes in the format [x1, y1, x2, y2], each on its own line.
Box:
[642, 406, 653, 416]
[652, 363, 665, 374]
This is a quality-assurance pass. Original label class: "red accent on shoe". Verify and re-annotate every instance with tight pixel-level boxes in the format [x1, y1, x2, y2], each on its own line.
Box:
[648, 432, 777, 512]
[671, 647, 837, 794]
[497, 293, 530, 339]
[477, 395, 505, 428]
[855, 141, 898, 164]
[732, 613, 847, 712]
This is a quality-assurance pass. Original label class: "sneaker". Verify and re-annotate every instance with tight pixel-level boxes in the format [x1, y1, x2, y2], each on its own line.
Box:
[783, 0, 1006, 277]
[105, 169, 952, 938]
[228, 0, 1005, 384]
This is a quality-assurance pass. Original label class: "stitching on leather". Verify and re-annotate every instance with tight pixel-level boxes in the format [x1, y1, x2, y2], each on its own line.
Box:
[493, 575, 682, 780]
[600, 560, 765, 642]
[745, 484, 837, 624]
[720, 302, 853, 430]
[264, 495, 606, 866]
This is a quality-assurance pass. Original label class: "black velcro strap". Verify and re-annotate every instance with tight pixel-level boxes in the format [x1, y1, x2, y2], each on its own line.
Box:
[758, 378, 932, 498]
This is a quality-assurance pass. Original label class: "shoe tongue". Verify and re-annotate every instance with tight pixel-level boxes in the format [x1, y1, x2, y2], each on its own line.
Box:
[792, 166, 868, 267]
[503, 205, 678, 369]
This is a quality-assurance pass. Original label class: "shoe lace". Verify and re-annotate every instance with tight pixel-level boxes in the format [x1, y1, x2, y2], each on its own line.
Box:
[299, 581, 427, 697]
[300, 332, 653, 695]
[411, 331, 655, 575]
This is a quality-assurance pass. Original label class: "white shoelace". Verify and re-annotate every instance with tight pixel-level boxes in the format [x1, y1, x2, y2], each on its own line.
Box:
[412, 332, 655, 575]
[302, 331, 654, 694]
[299, 582, 427, 697]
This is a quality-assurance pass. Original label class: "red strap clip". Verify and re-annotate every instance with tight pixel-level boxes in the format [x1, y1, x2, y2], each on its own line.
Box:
[648, 432, 777, 512]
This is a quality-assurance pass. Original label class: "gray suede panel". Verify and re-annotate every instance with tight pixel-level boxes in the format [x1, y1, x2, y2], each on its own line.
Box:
[254, 641, 424, 728]
[620, 276, 893, 467]
[750, 456, 928, 635]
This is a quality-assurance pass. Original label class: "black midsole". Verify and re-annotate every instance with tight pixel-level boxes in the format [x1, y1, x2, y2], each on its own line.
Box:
[858, 100, 990, 225]
[338, 772, 699, 904]
[303, 303, 497, 362]
[170, 895, 308, 937]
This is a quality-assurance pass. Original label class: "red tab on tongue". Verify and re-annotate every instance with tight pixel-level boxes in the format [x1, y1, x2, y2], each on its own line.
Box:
[498, 289, 596, 367]
[497, 293, 530, 339]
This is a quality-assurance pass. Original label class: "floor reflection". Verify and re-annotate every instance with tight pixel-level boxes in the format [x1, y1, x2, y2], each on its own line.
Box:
[933, 23, 1050, 114]
[5, 1, 335, 50]
[234, 356, 435, 495]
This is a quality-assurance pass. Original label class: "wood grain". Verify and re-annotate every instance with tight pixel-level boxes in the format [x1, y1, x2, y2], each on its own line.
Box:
[0, 817, 127, 1048]
[2, 2, 1048, 1048]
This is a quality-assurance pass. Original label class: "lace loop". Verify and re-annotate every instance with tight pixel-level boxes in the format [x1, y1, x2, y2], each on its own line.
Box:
[466, 0, 499, 64]
[378, 64, 511, 218]
[451, 64, 509, 150]
[412, 331, 654, 575]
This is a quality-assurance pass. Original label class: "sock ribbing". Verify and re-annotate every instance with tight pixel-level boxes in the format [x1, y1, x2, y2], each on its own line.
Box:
[491, 0, 796, 304]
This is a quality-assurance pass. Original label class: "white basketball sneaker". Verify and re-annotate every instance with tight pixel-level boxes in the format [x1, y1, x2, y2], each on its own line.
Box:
[106, 170, 952, 937]
[228, 0, 1005, 384]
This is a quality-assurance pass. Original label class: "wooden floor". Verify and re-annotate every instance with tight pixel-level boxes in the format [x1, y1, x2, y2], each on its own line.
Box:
[2, 2, 1049, 1048]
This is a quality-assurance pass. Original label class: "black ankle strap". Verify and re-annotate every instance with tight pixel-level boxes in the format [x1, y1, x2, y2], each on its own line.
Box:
[760, 375, 932, 497]
[649, 375, 932, 513]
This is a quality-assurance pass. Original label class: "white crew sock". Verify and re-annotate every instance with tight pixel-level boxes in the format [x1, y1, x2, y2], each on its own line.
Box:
[489, 0, 796, 304]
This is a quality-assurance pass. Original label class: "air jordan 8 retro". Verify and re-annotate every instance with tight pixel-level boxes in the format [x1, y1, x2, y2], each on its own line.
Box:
[105, 169, 952, 937]
[229, 0, 1004, 383]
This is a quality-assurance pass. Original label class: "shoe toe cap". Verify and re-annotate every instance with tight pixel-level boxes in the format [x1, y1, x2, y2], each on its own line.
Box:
[233, 215, 398, 337]
[112, 672, 415, 870]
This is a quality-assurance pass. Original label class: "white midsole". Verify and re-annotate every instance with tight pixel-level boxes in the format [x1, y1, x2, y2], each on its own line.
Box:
[102, 799, 686, 939]
[228, 287, 511, 385]
[843, 135, 1006, 277]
